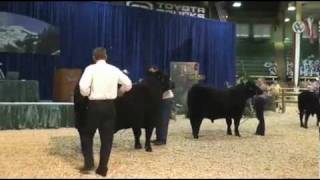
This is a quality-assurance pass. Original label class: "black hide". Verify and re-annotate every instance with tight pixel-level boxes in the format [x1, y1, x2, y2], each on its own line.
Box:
[187, 81, 262, 138]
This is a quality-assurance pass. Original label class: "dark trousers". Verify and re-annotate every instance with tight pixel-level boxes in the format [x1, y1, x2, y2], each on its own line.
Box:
[155, 98, 173, 142]
[253, 96, 266, 135]
[78, 100, 115, 171]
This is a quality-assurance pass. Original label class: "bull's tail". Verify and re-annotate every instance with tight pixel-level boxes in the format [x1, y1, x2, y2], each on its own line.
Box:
[73, 84, 89, 129]
[297, 93, 304, 113]
[186, 87, 194, 119]
[186, 93, 190, 118]
[186, 109, 190, 118]
[186, 84, 201, 119]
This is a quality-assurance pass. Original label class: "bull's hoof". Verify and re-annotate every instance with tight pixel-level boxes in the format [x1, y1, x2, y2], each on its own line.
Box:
[255, 129, 265, 136]
[134, 143, 142, 149]
[193, 135, 199, 139]
[96, 167, 108, 177]
[145, 147, 152, 152]
[79, 167, 95, 175]
[235, 133, 241, 137]
[227, 131, 232, 135]
[255, 133, 265, 136]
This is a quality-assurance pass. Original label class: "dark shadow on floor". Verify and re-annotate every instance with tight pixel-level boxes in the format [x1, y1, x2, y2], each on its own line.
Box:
[48, 136, 101, 169]
[48, 133, 146, 169]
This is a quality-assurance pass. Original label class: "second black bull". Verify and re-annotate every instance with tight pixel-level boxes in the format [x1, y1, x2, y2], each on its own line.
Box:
[74, 70, 173, 152]
[298, 91, 320, 128]
[187, 81, 263, 138]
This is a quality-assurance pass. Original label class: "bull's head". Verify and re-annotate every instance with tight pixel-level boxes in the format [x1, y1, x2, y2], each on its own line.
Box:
[146, 70, 172, 93]
[244, 80, 263, 97]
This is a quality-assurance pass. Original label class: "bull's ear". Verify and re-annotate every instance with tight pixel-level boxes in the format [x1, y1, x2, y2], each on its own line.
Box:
[246, 79, 255, 85]
[242, 79, 248, 84]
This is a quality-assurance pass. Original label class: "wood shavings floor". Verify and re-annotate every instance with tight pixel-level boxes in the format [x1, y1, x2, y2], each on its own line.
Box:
[0, 105, 318, 178]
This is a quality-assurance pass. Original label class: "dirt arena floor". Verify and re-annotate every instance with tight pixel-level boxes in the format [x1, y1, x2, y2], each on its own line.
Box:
[0, 105, 318, 178]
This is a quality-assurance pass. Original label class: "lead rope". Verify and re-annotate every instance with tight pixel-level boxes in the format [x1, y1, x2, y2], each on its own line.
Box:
[240, 115, 250, 125]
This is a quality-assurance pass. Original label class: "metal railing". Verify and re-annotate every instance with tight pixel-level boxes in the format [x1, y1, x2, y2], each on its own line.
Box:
[278, 87, 307, 113]
[249, 75, 278, 81]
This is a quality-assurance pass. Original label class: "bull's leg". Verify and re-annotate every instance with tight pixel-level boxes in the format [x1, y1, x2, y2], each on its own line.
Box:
[132, 128, 142, 149]
[78, 130, 86, 156]
[304, 112, 310, 129]
[226, 117, 232, 135]
[145, 127, 153, 152]
[234, 117, 241, 137]
[190, 118, 202, 139]
[299, 111, 304, 127]
[316, 113, 320, 127]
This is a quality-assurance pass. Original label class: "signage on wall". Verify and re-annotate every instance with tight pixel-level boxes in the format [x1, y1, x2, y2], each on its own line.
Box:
[318, 20, 320, 48]
[304, 17, 318, 44]
[292, 21, 305, 33]
[126, 1, 207, 18]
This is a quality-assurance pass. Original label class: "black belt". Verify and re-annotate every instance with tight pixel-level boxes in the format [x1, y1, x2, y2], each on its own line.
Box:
[88, 99, 114, 103]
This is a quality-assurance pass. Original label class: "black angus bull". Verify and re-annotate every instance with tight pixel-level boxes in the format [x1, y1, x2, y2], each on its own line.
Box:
[74, 70, 172, 152]
[298, 91, 320, 128]
[187, 81, 263, 138]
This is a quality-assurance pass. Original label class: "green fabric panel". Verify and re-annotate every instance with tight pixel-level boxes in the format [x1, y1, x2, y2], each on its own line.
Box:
[0, 104, 74, 129]
[0, 80, 40, 102]
[60, 105, 75, 127]
[236, 38, 275, 76]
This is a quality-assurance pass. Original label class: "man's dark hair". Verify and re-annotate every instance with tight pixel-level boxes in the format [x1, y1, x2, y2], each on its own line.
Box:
[93, 47, 107, 61]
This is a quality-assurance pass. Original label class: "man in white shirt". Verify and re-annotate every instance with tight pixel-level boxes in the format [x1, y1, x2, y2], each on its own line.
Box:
[78, 47, 132, 177]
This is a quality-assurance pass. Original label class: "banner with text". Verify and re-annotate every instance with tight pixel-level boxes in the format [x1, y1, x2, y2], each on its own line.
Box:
[126, 1, 208, 18]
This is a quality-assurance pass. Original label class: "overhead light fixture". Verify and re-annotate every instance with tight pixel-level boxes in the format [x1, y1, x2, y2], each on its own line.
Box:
[232, 2, 241, 8]
[284, 18, 290, 22]
[288, 6, 296, 11]
[288, 2, 296, 11]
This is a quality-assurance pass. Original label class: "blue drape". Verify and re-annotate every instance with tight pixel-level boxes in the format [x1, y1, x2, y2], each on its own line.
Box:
[0, 1, 236, 100]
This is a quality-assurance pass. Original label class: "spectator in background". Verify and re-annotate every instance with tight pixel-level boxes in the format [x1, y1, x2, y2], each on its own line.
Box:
[269, 80, 281, 99]
[269, 80, 282, 112]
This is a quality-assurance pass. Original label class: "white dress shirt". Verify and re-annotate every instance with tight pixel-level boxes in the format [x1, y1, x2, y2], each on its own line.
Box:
[79, 60, 132, 100]
[162, 90, 174, 99]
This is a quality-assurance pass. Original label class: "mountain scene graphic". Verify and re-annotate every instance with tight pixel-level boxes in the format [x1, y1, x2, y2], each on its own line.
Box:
[0, 12, 60, 55]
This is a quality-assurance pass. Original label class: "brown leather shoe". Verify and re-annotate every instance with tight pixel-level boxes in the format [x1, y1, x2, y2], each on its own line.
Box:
[153, 141, 166, 145]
